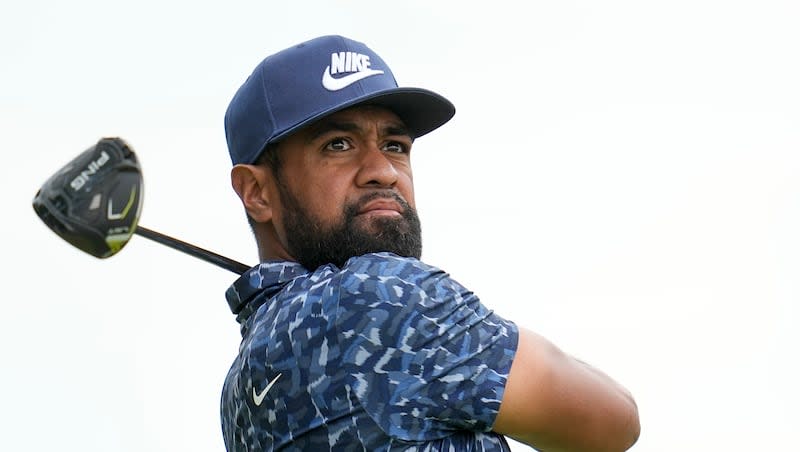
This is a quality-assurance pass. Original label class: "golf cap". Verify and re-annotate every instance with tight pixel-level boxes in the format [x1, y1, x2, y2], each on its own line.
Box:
[224, 35, 456, 165]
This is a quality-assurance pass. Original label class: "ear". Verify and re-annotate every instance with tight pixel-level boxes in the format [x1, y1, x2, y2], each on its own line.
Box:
[231, 164, 274, 223]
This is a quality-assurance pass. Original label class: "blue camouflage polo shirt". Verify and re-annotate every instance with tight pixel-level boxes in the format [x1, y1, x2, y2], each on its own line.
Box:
[221, 252, 519, 451]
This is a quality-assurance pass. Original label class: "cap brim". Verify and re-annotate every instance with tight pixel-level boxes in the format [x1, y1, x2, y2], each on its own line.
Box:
[270, 88, 455, 144]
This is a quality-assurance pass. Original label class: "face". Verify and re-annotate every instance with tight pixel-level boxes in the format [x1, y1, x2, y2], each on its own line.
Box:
[267, 105, 421, 270]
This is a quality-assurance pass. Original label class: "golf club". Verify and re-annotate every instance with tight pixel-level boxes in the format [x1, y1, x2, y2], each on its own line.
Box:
[32, 137, 251, 275]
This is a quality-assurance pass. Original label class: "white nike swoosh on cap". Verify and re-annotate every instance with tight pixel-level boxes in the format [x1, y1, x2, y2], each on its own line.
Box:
[252, 372, 282, 407]
[321, 67, 384, 91]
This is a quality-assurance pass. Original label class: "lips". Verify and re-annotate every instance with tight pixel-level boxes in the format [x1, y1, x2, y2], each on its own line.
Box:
[357, 197, 404, 216]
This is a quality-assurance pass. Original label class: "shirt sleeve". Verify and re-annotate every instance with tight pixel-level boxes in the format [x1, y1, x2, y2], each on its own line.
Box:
[333, 253, 519, 442]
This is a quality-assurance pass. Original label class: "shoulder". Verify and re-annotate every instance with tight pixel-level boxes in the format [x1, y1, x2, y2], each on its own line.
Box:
[333, 253, 478, 315]
[333, 253, 505, 341]
[341, 252, 442, 279]
[337, 252, 458, 294]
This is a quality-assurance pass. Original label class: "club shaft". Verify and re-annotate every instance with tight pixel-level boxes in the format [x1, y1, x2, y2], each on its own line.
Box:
[134, 226, 250, 275]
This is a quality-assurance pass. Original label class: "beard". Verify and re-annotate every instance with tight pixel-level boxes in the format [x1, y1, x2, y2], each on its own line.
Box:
[277, 183, 422, 271]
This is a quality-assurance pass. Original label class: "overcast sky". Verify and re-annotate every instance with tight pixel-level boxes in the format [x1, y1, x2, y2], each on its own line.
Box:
[2, 1, 799, 451]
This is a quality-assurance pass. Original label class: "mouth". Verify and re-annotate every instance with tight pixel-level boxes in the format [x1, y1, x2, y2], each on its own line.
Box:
[356, 197, 404, 218]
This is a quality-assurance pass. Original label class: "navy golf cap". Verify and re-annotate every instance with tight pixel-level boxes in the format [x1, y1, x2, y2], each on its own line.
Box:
[224, 35, 456, 165]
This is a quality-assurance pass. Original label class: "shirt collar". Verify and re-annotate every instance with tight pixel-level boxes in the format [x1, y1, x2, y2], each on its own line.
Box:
[225, 260, 309, 324]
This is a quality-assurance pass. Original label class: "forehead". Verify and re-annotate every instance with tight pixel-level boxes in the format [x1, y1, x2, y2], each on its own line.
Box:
[299, 105, 408, 137]
[332, 104, 404, 120]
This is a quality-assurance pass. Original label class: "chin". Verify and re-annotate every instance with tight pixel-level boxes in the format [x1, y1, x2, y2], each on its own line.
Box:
[359, 215, 409, 235]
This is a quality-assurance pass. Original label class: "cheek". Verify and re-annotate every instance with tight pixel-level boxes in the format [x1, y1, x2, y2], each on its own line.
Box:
[398, 171, 416, 208]
[302, 179, 350, 222]
[282, 160, 348, 222]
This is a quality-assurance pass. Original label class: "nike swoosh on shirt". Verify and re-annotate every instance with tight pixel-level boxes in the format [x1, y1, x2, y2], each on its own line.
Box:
[252, 373, 282, 407]
[321, 67, 384, 91]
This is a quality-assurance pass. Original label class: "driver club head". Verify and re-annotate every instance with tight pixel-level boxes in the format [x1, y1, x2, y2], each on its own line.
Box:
[32, 137, 144, 259]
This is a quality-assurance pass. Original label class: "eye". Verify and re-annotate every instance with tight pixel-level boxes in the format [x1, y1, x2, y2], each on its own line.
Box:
[382, 141, 410, 154]
[325, 137, 352, 152]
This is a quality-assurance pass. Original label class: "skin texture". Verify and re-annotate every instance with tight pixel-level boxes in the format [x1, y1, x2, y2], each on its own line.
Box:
[493, 329, 640, 451]
[231, 105, 641, 451]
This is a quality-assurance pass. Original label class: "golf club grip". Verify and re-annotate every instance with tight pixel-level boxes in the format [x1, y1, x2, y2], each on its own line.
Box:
[135, 226, 250, 275]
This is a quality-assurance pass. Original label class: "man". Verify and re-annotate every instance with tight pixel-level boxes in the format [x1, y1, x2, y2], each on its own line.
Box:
[221, 35, 640, 451]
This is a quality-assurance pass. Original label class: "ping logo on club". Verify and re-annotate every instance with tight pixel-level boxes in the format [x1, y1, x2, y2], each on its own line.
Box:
[322, 51, 384, 91]
[70, 151, 110, 191]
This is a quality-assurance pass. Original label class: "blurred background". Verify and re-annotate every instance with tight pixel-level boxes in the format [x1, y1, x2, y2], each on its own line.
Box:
[2, 1, 798, 450]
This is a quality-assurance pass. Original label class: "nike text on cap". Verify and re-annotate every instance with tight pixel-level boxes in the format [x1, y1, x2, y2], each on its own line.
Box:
[224, 35, 456, 165]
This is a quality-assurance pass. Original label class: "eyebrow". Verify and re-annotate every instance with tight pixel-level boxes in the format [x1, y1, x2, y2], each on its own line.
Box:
[304, 120, 412, 144]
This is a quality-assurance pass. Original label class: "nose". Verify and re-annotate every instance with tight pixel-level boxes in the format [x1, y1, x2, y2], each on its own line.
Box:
[355, 145, 399, 188]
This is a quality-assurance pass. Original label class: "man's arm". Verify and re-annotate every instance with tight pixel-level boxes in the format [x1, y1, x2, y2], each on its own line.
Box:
[493, 327, 640, 452]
